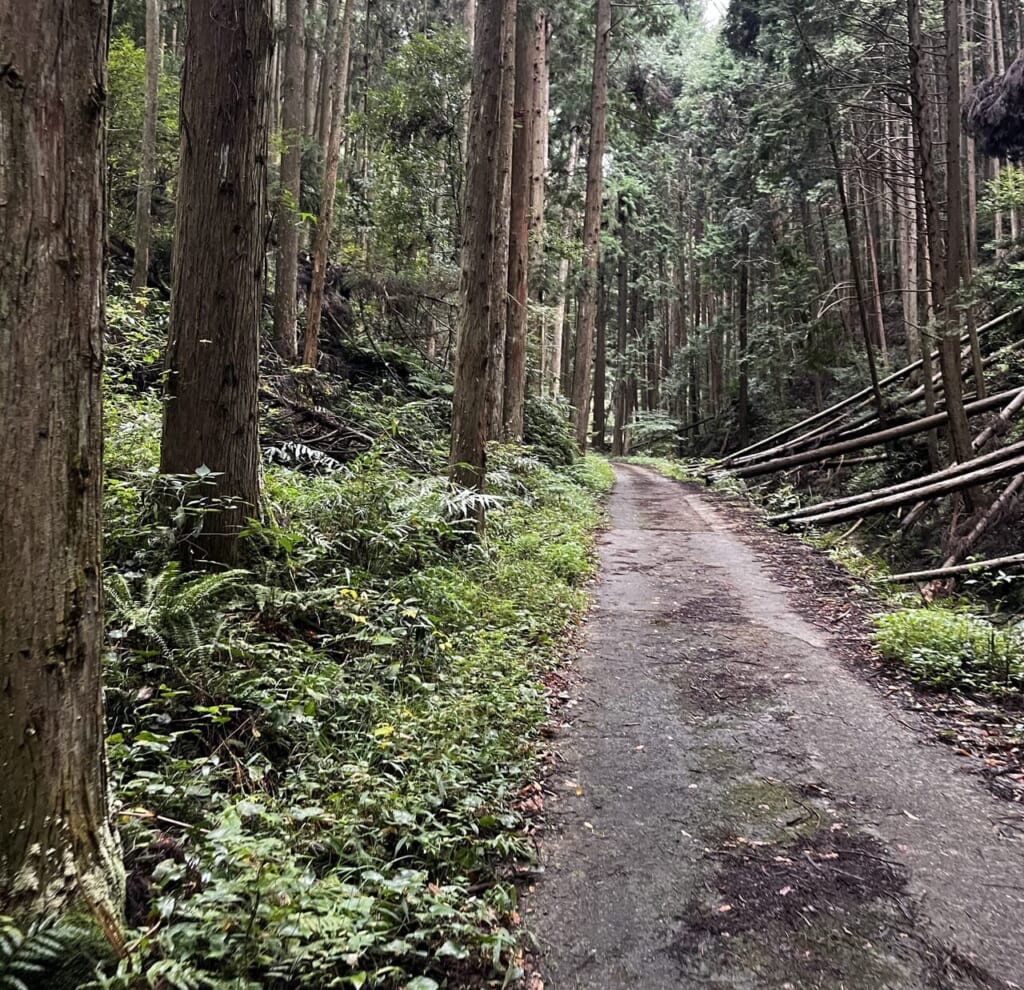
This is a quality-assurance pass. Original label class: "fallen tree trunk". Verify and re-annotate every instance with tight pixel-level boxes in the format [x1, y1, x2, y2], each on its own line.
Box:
[732, 335, 1024, 469]
[726, 387, 1019, 480]
[942, 474, 1024, 568]
[770, 437, 1024, 523]
[972, 385, 1024, 452]
[883, 552, 1024, 584]
[722, 308, 1021, 467]
[787, 451, 1024, 529]
[899, 382, 1024, 533]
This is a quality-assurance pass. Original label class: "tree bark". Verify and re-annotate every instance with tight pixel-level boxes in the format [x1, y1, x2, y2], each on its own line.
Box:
[162, 0, 272, 565]
[940, 0, 976, 467]
[303, 0, 355, 367]
[612, 207, 629, 457]
[450, 0, 517, 492]
[593, 271, 608, 449]
[132, 0, 161, 292]
[0, 0, 123, 924]
[272, 0, 306, 361]
[737, 226, 750, 447]
[315, 0, 340, 155]
[570, 0, 612, 451]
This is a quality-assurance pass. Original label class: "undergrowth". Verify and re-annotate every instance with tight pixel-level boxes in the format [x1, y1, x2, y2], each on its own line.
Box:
[87, 295, 614, 990]
[872, 607, 1024, 696]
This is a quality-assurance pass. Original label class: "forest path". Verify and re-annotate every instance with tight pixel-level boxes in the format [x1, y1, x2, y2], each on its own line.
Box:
[522, 464, 1024, 990]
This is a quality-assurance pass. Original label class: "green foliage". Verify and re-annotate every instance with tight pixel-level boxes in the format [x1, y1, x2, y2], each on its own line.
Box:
[0, 916, 112, 990]
[106, 35, 180, 265]
[101, 346, 610, 990]
[873, 607, 1024, 695]
[0, 917, 69, 990]
[349, 30, 469, 274]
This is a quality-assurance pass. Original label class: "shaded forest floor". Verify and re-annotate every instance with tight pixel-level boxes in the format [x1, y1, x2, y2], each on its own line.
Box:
[521, 464, 1024, 990]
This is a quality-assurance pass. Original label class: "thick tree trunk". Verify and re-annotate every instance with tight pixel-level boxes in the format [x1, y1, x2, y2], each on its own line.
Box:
[450, 0, 517, 492]
[303, 0, 355, 367]
[502, 5, 536, 441]
[0, 0, 123, 924]
[570, 0, 612, 451]
[162, 0, 272, 565]
[272, 0, 306, 361]
[132, 0, 161, 292]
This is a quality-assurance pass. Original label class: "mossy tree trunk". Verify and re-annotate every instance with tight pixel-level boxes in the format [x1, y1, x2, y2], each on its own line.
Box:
[0, 0, 124, 926]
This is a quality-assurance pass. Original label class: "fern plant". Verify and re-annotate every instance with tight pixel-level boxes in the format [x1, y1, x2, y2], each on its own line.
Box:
[0, 916, 78, 990]
[105, 563, 248, 662]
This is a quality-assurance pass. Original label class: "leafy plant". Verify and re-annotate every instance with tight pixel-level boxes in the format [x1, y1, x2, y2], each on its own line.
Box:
[873, 607, 1023, 695]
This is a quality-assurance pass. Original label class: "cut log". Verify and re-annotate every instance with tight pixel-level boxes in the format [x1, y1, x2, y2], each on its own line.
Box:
[787, 452, 1024, 529]
[727, 387, 1020, 480]
[770, 437, 1024, 523]
[883, 551, 1024, 584]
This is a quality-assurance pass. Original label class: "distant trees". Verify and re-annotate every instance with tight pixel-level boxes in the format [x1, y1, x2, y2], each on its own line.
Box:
[161, 0, 273, 565]
[0, 0, 123, 924]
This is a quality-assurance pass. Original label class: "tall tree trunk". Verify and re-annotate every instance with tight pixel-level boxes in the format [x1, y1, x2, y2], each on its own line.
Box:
[612, 210, 629, 457]
[593, 271, 608, 448]
[502, 5, 536, 441]
[570, 0, 612, 451]
[303, 0, 355, 367]
[940, 0, 976, 466]
[550, 129, 580, 396]
[316, 0, 340, 155]
[303, 0, 318, 139]
[0, 0, 124, 924]
[737, 226, 751, 447]
[132, 0, 161, 292]
[162, 0, 272, 565]
[823, 108, 884, 414]
[484, 0, 517, 438]
[450, 0, 517, 492]
[272, 0, 306, 361]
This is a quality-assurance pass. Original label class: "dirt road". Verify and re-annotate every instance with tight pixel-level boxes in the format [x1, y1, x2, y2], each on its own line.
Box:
[523, 464, 1024, 990]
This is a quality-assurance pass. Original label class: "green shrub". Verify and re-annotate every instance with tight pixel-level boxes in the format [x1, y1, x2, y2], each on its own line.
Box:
[873, 607, 1023, 695]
